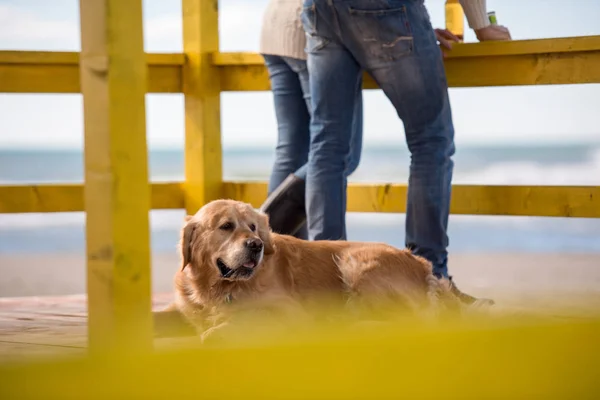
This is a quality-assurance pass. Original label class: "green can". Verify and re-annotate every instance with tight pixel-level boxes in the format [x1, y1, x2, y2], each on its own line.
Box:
[487, 11, 498, 25]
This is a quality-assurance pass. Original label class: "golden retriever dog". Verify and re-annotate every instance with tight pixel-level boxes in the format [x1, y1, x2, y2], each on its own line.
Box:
[172, 199, 478, 342]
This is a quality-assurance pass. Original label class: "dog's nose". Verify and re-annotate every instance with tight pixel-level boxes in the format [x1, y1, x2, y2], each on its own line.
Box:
[245, 238, 263, 252]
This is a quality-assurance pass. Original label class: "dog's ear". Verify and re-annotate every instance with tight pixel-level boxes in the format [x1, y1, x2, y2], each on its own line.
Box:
[180, 220, 196, 271]
[256, 211, 275, 255]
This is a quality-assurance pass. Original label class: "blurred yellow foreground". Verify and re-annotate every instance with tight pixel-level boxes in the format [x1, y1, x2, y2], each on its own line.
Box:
[0, 309, 598, 400]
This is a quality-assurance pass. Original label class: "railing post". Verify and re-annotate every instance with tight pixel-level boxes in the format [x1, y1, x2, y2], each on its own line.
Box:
[79, 0, 153, 353]
[445, 0, 465, 41]
[182, 0, 223, 215]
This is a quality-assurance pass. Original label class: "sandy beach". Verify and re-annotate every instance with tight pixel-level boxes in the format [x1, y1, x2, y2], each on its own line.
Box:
[1, 252, 599, 317]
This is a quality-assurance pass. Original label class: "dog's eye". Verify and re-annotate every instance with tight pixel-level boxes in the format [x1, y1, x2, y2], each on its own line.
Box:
[219, 222, 234, 231]
[249, 223, 256, 232]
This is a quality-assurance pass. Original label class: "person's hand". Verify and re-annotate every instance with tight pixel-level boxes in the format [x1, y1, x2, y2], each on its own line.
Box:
[434, 28, 461, 51]
[475, 25, 512, 42]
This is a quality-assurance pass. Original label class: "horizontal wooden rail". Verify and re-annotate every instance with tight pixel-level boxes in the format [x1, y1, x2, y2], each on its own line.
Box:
[216, 35, 600, 90]
[212, 35, 600, 64]
[0, 52, 183, 93]
[0, 183, 184, 213]
[1, 35, 600, 93]
[1, 182, 598, 218]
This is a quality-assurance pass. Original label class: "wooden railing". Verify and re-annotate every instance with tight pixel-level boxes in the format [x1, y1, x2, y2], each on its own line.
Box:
[0, 0, 599, 351]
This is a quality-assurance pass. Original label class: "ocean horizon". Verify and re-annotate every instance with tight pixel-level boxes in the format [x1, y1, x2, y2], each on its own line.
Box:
[1, 143, 599, 255]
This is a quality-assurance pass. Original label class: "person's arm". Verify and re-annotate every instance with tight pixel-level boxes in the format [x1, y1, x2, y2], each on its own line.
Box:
[459, 0, 489, 31]
[458, 0, 511, 41]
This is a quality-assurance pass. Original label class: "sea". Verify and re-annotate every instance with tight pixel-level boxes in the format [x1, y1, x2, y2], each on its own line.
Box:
[1, 144, 599, 256]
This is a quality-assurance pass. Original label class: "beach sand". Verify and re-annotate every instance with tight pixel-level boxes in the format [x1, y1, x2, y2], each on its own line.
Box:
[1, 252, 599, 317]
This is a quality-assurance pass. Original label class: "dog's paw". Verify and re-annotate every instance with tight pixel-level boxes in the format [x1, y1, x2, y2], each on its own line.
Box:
[462, 298, 497, 319]
[472, 298, 495, 308]
[200, 329, 222, 345]
[200, 323, 230, 346]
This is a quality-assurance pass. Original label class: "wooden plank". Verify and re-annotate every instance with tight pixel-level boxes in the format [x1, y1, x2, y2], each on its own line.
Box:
[218, 64, 272, 91]
[214, 36, 600, 89]
[444, 35, 600, 57]
[223, 182, 600, 218]
[445, 0, 464, 40]
[218, 50, 600, 90]
[0, 52, 182, 93]
[79, 0, 153, 352]
[2, 36, 600, 93]
[211, 52, 264, 66]
[212, 36, 600, 64]
[0, 64, 81, 93]
[0, 51, 183, 65]
[0, 294, 193, 361]
[0, 183, 184, 213]
[2, 182, 599, 218]
[444, 51, 600, 87]
[0, 184, 83, 213]
[182, 0, 223, 214]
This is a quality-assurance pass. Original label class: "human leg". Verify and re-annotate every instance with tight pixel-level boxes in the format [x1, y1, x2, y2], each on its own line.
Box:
[331, 0, 489, 303]
[331, 0, 453, 275]
[261, 54, 364, 239]
[302, 1, 363, 241]
[294, 79, 363, 181]
[260, 55, 311, 238]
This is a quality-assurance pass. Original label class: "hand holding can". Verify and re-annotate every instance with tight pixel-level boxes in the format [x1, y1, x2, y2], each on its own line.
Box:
[475, 11, 512, 42]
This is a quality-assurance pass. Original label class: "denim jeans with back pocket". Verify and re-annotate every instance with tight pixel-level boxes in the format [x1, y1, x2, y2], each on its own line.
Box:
[302, 0, 456, 277]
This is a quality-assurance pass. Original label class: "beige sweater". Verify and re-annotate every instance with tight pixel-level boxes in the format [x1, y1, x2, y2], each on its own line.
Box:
[258, 0, 489, 61]
[459, 0, 491, 30]
[259, 0, 306, 60]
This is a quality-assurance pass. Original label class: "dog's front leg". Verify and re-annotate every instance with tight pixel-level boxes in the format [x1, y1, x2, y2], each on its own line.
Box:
[200, 321, 230, 345]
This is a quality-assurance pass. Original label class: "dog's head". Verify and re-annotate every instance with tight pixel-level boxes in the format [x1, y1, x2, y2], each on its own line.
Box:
[180, 199, 274, 281]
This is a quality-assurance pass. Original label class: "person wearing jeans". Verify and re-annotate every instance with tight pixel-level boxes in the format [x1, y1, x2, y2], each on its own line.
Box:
[259, 0, 363, 239]
[300, 0, 510, 303]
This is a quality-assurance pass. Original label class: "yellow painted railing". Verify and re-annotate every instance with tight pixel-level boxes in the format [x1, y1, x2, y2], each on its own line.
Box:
[0, 0, 599, 351]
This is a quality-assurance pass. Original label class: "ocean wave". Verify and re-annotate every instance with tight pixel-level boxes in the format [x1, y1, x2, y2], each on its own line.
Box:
[455, 147, 600, 185]
[0, 210, 187, 231]
[1, 147, 598, 231]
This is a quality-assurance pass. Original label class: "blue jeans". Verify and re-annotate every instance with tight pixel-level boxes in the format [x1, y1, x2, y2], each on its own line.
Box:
[302, 0, 455, 277]
[262, 54, 364, 240]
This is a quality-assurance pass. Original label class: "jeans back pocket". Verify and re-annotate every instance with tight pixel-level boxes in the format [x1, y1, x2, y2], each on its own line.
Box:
[348, 3, 414, 61]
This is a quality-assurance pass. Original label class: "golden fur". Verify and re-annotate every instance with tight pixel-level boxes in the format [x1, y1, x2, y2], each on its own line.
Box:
[172, 199, 465, 342]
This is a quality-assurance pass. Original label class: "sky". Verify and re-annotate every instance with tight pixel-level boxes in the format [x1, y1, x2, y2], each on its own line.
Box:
[0, 0, 599, 150]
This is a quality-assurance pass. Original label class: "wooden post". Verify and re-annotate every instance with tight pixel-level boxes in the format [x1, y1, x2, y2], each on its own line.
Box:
[445, 0, 465, 41]
[79, 0, 153, 353]
[182, 0, 223, 215]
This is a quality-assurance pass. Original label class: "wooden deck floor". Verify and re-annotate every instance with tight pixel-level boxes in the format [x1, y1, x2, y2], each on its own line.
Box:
[0, 293, 198, 361]
[2, 253, 600, 362]
[0, 295, 87, 360]
[2, 293, 599, 363]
